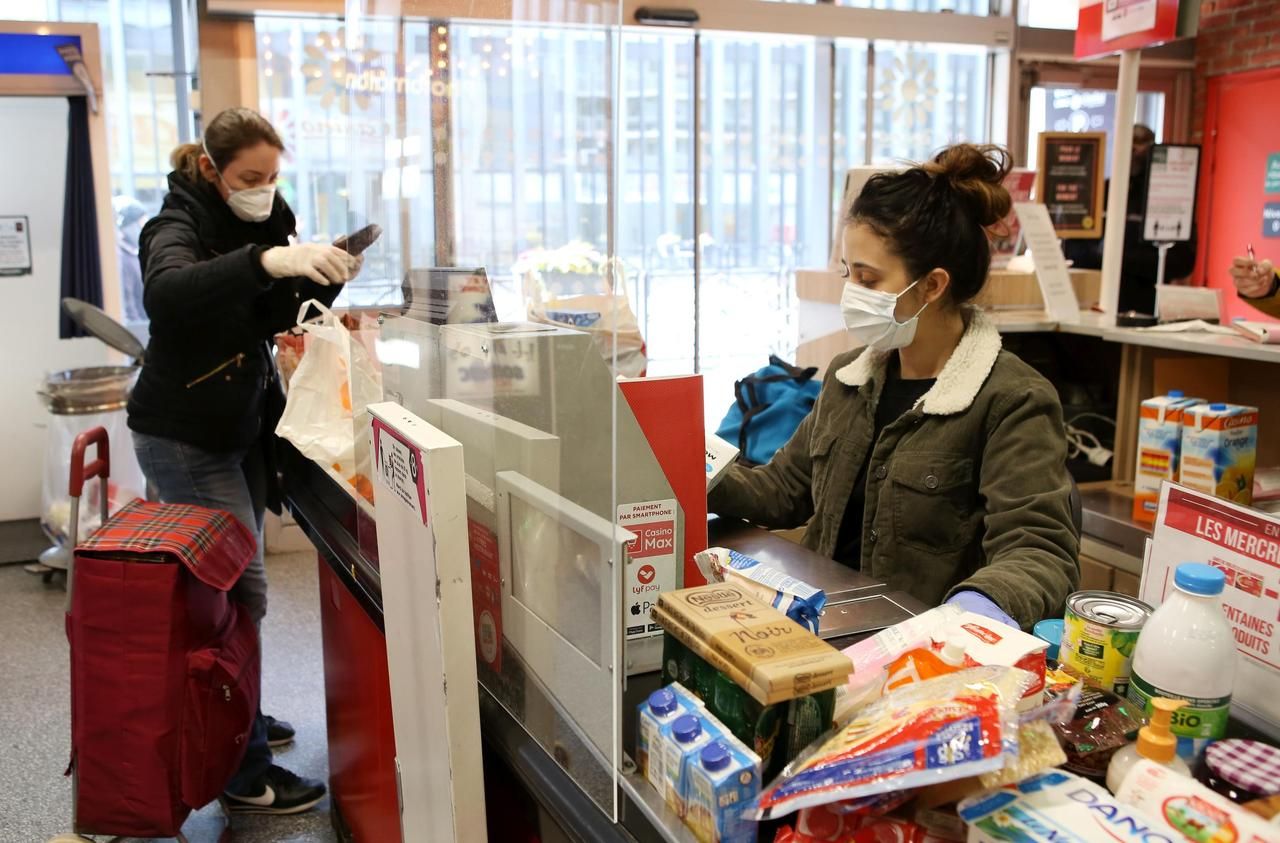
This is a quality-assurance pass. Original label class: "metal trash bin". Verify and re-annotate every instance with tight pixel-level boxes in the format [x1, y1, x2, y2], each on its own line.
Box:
[32, 301, 147, 577]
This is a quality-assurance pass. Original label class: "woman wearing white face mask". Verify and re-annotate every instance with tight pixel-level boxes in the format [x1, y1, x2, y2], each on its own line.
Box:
[710, 143, 1079, 630]
[127, 107, 357, 815]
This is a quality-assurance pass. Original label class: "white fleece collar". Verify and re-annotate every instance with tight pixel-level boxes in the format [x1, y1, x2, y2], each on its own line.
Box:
[833, 308, 1002, 416]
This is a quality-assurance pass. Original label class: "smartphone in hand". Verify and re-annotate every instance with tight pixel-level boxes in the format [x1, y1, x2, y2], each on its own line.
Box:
[333, 223, 382, 256]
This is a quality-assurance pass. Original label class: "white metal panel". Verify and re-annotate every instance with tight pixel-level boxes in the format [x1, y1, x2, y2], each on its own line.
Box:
[370, 402, 487, 843]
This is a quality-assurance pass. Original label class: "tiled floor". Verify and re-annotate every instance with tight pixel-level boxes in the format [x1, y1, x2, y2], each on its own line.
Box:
[0, 552, 338, 843]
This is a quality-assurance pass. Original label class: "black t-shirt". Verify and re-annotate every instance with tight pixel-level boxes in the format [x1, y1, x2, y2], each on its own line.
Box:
[834, 360, 936, 567]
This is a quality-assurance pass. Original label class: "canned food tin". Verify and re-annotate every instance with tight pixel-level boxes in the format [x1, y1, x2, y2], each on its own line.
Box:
[1060, 591, 1153, 697]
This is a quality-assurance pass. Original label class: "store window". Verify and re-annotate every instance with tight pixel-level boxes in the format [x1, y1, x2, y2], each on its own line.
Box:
[696, 34, 830, 416]
[871, 41, 990, 165]
[0, 0, 187, 328]
[256, 15, 411, 307]
[833, 39, 870, 190]
[450, 26, 610, 281]
[618, 33, 695, 377]
[1026, 87, 1166, 176]
[251, 15, 997, 424]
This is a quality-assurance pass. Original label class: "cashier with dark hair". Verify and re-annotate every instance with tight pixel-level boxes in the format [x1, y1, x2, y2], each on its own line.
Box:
[710, 143, 1080, 630]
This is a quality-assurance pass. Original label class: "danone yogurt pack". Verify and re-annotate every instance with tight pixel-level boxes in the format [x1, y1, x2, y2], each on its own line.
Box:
[959, 770, 1185, 843]
[1133, 392, 1203, 523]
[1179, 403, 1259, 506]
[684, 733, 762, 843]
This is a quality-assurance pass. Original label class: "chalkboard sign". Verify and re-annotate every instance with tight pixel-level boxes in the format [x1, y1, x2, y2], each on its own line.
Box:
[1035, 132, 1107, 240]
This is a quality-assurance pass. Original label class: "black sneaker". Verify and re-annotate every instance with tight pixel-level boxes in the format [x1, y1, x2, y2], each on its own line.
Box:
[265, 714, 296, 747]
[224, 765, 326, 815]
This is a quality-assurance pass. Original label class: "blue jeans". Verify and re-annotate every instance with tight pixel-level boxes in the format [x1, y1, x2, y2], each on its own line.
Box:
[132, 431, 272, 795]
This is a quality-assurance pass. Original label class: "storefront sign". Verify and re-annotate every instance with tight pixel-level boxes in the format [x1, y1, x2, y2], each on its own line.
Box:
[0, 215, 32, 276]
[468, 518, 502, 672]
[1035, 132, 1106, 239]
[1265, 153, 1280, 194]
[1015, 202, 1082, 323]
[619, 499, 678, 641]
[1264, 203, 1280, 240]
[1143, 144, 1200, 243]
[1143, 484, 1280, 734]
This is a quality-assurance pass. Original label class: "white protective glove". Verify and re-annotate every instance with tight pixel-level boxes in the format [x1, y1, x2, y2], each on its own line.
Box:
[260, 243, 362, 286]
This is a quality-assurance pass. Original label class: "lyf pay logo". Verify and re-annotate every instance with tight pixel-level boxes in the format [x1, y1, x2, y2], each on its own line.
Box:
[637, 565, 656, 585]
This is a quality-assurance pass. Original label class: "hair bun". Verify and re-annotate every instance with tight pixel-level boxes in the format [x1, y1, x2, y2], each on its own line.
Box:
[921, 143, 1013, 228]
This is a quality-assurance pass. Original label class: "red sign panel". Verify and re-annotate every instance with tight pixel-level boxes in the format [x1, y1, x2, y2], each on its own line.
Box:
[1074, 0, 1186, 62]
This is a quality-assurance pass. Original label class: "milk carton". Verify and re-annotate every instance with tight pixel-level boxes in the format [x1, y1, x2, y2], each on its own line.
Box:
[1180, 402, 1259, 506]
[684, 735, 762, 843]
[638, 687, 691, 789]
[661, 713, 722, 816]
[1133, 392, 1204, 522]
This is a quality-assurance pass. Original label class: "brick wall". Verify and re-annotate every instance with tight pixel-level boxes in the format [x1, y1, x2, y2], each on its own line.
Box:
[1192, 0, 1280, 141]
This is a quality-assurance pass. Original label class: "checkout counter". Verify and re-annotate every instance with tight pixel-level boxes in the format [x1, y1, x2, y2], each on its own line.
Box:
[284, 450, 926, 843]
[281, 302, 928, 843]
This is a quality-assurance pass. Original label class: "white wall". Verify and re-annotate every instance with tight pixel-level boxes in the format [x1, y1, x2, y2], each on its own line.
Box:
[0, 97, 109, 521]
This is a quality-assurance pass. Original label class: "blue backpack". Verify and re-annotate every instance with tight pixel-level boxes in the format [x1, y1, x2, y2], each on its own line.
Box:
[716, 355, 821, 467]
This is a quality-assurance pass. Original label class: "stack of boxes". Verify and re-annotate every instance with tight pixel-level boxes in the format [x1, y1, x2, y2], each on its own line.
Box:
[1132, 391, 1258, 522]
[636, 583, 853, 843]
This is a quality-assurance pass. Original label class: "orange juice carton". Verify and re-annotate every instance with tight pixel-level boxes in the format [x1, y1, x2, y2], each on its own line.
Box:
[1133, 392, 1204, 523]
[1180, 403, 1259, 506]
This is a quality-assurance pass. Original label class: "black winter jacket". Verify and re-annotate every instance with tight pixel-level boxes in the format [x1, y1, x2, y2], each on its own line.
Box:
[127, 172, 341, 460]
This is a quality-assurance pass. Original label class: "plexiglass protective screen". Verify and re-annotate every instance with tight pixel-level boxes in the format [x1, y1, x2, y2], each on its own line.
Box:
[342, 0, 626, 821]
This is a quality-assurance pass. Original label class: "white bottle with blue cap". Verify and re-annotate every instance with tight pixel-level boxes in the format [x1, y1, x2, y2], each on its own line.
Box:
[1128, 562, 1236, 761]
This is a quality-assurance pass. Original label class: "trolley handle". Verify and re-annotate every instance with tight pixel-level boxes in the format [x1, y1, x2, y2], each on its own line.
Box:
[70, 427, 110, 500]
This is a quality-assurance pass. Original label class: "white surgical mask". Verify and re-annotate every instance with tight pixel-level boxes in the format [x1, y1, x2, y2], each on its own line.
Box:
[840, 278, 928, 350]
[204, 141, 276, 223]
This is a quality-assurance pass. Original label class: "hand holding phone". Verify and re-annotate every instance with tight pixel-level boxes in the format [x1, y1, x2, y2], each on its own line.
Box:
[333, 223, 382, 256]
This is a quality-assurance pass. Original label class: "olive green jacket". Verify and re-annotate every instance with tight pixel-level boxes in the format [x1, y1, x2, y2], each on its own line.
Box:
[1241, 275, 1280, 318]
[710, 309, 1080, 629]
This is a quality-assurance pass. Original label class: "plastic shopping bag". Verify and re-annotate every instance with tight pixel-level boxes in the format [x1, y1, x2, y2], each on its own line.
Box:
[275, 300, 382, 495]
[523, 262, 648, 378]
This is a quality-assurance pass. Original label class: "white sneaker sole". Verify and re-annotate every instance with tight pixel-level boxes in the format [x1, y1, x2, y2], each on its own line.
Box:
[224, 792, 325, 815]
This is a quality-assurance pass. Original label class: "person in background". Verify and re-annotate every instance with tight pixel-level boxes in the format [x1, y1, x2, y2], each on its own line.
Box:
[710, 144, 1079, 631]
[1230, 252, 1280, 316]
[112, 195, 148, 327]
[1064, 124, 1197, 315]
[129, 107, 361, 815]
